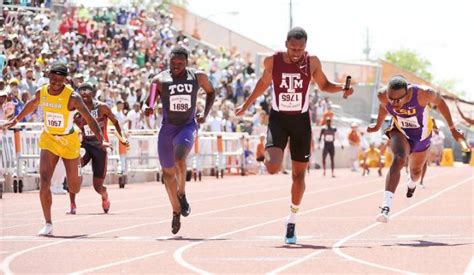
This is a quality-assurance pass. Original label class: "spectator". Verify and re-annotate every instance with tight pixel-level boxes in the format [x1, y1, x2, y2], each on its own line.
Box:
[348, 122, 361, 172]
[320, 105, 334, 126]
[206, 109, 223, 132]
[20, 68, 37, 95]
[127, 102, 143, 130]
[0, 83, 9, 120]
[430, 121, 445, 165]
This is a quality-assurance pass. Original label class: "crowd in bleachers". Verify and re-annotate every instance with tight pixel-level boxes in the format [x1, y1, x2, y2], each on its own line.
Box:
[0, 3, 288, 136]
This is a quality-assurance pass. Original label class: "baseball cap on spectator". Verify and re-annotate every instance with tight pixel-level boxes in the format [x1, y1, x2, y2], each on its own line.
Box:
[49, 63, 68, 76]
[0, 89, 7, 97]
[78, 82, 94, 91]
[73, 73, 84, 79]
[9, 78, 19, 85]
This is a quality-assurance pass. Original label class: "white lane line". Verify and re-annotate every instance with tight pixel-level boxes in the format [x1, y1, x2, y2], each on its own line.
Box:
[267, 250, 325, 275]
[70, 250, 165, 275]
[0, 176, 379, 274]
[3, 173, 335, 215]
[0, 184, 293, 230]
[464, 257, 474, 275]
[332, 176, 473, 275]
[3, 236, 472, 243]
[3, 175, 284, 217]
[173, 189, 384, 274]
[265, 172, 452, 274]
[173, 171, 454, 274]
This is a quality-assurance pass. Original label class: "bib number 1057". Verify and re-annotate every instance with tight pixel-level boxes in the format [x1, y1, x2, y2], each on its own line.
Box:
[46, 112, 64, 128]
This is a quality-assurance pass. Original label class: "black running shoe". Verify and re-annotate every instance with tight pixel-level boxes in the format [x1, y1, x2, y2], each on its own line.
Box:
[178, 194, 191, 217]
[406, 186, 416, 198]
[171, 212, 181, 234]
[285, 223, 297, 244]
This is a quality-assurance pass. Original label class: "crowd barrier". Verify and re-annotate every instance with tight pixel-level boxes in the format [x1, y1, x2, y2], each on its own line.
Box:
[0, 122, 260, 196]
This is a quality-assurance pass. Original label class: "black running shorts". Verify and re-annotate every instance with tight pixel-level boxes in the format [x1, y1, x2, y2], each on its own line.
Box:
[82, 142, 108, 179]
[266, 110, 312, 162]
[322, 143, 335, 159]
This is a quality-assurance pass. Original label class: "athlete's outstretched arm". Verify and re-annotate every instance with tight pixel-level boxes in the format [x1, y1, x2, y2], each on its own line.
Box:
[70, 93, 104, 143]
[197, 73, 216, 123]
[318, 128, 324, 143]
[102, 104, 129, 145]
[2, 90, 40, 129]
[235, 56, 273, 116]
[367, 92, 389, 133]
[311, 56, 353, 97]
[456, 101, 474, 125]
[420, 87, 464, 141]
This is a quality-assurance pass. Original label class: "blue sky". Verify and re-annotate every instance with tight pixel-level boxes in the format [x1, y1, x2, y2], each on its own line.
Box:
[187, 0, 473, 99]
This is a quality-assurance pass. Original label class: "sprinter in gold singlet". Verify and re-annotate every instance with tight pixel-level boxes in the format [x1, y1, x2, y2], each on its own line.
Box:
[2, 63, 108, 236]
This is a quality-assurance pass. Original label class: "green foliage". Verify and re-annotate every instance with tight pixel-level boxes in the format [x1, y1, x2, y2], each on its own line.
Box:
[385, 49, 433, 81]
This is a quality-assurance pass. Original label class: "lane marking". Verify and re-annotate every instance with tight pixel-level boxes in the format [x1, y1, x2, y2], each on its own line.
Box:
[464, 257, 474, 275]
[332, 176, 473, 274]
[0, 175, 382, 274]
[265, 172, 453, 274]
[70, 250, 165, 275]
[173, 189, 385, 274]
[174, 171, 454, 274]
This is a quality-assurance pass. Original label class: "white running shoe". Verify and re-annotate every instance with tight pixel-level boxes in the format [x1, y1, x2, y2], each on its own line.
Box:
[38, 223, 53, 236]
[376, 206, 390, 223]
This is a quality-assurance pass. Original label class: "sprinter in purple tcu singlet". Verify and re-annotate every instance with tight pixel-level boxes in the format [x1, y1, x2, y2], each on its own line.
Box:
[146, 46, 215, 234]
[368, 75, 463, 223]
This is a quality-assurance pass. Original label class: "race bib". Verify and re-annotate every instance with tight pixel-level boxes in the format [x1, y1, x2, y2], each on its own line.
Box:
[397, 116, 420, 129]
[325, 135, 334, 142]
[83, 125, 94, 136]
[170, 95, 191, 112]
[278, 93, 302, 111]
[46, 112, 64, 128]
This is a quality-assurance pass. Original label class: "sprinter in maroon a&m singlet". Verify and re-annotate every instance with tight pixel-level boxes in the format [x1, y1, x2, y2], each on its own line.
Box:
[236, 27, 353, 244]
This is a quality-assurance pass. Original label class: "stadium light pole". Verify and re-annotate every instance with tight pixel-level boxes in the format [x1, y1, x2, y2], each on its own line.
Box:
[289, 0, 293, 29]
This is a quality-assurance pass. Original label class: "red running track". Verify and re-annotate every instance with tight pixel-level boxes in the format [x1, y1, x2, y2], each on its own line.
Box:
[0, 166, 473, 274]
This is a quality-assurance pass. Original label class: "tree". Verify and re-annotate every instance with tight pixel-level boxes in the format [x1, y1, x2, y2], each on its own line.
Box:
[436, 78, 466, 97]
[384, 49, 433, 81]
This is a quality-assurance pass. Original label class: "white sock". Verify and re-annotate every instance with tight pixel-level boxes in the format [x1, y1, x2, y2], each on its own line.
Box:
[407, 178, 418, 189]
[286, 204, 299, 224]
[382, 191, 394, 208]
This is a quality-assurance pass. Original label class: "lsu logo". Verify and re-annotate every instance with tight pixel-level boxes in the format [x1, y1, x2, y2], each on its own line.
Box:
[394, 108, 416, 116]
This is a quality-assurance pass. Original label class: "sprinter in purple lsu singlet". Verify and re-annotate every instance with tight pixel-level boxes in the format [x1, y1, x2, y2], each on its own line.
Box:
[146, 46, 215, 234]
[368, 75, 464, 223]
[236, 27, 354, 244]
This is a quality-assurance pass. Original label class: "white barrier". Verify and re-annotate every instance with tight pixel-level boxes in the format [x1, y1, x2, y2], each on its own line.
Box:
[0, 122, 264, 193]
